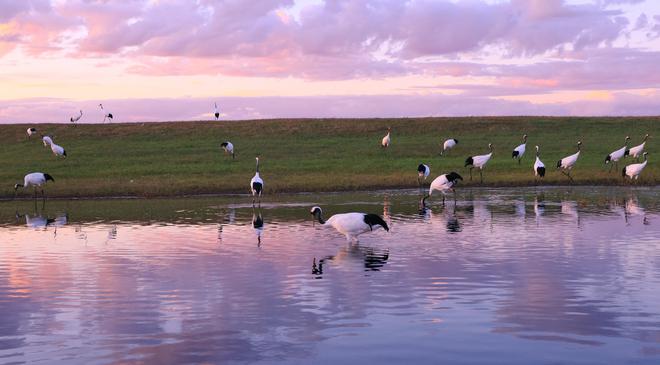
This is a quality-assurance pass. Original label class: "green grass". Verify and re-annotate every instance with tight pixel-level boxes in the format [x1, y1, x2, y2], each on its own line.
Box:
[1, 117, 658, 199]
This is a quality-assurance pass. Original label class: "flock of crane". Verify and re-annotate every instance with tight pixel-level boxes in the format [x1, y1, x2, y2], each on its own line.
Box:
[10, 107, 653, 243]
[380, 130, 651, 208]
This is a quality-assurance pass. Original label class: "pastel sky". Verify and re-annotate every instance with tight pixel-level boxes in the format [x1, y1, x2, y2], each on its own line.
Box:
[1, 0, 660, 123]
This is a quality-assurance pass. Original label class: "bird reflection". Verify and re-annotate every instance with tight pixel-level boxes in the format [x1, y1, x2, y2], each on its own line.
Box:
[418, 203, 461, 233]
[312, 245, 389, 277]
[624, 196, 646, 225]
[561, 200, 580, 227]
[217, 208, 236, 243]
[253, 207, 264, 246]
[534, 195, 545, 227]
[16, 208, 67, 232]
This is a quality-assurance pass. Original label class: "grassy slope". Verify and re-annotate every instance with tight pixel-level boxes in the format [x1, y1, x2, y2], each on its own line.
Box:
[0, 117, 658, 198]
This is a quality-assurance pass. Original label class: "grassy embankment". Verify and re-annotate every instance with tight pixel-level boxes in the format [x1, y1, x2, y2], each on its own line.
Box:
[0, 117, 658, 199]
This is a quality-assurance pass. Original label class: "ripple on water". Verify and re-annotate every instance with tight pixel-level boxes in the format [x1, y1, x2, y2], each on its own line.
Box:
[0, 187, 659, 364]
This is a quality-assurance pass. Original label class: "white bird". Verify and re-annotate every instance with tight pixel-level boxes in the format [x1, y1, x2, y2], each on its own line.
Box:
[441, 138, 458, 156]
[42, 135, 66, 157]
[214, 102, 220, 120]
[99, 104, 113, 122]
[70, 110, 83, 124]
[533, 145, 546, 181]
[622, 152, 648, 182]
[417, 163, 430, 186]
[421, 172, 463, 206]
[511, 134, 527, 164]
[27, 128, 37, 138]
[627, 134, 649, 161]
[605, 136, 630, 173]
[465, 143, 493, 183]
[220, 141, 235, 159]
[381, 127, 391, 148]
[14, 172, 55, 200]
[250, 157, 264, 206]
[310, 206, 389, 242]
[556, 141, 582, 183]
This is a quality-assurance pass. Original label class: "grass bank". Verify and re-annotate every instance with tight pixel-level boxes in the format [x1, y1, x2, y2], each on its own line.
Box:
[1, 117, 658, 198]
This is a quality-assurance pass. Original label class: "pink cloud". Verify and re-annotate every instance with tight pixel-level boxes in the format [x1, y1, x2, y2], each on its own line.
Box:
[0, 0, 641, 79]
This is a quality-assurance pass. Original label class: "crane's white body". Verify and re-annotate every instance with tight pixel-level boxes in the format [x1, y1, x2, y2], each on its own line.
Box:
[512, 135, 527, 163]
[533, 145, 545, 178]
[27, 128, 37, 137]
[381, 131, 391, 148]
[49, 142, 66, 157]
[442, 138, 458, 155]
[607, 146, 627, 162]
[429, 174, 458, 196]
[513, 143, 526, 157]
[221, 142, 234, 154]
[311, 207, 389, 242]
[326, 213, 376, 240]
[623, 154, 648, 180]
[21, 173, 50, 188]
[214, 102, 220, 120]
[250, 173, 263, 194]
[534, 156, 545, 176]
[628, 142, 646, 159]
[558, 151, 580, 170]
[472, 152, 492, 169]
[42, 136, 66, 157]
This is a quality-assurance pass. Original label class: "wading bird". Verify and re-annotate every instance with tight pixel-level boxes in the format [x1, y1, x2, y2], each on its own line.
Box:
[99, 104, 113, 122]
[441, 138, 458, 155]
[627, 134, 649, 161]
[310, 206, 389, 242]
[250, 157, 264, 206]
[220, 141, 235, 159]
[14, 172, 55, 200]
[27, 128, 37, 138]
[622, 152, 648, 182]
[381, 127, 391, 148]
[557, 141, 582, 183]
[214, 102, 220, 120]
[417, 163, 430, 187]
[421, 172, 463, 206]
[70, 110, 83, 124]
[465, 143, 493, 183]
[533, 145, 546, 181]
[511, 134, 527, 164]
[605, 136, 630, 173]
[42, 135, 66, 158]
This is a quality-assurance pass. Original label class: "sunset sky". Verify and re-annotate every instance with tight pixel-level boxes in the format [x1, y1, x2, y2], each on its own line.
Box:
[1, 0, 660, 123]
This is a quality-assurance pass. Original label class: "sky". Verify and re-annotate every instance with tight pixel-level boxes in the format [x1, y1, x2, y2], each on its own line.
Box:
[1, 0, 660, 123]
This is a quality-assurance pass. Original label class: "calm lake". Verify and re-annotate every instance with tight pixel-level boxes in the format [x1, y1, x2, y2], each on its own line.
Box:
[1, 187, 659, 365]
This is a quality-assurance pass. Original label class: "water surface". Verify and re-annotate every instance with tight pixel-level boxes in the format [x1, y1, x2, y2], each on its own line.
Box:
[1, 187, 659, 364]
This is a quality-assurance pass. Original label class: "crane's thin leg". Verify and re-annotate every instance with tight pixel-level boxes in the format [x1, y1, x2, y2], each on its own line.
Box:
[442, 195, 445, 206]
[608, 163, 613, 173]
[518, 158, 521, 165]
[480, 170, 484, 184]
[469, 167, 473, 181]
[453, 189, 457, 206]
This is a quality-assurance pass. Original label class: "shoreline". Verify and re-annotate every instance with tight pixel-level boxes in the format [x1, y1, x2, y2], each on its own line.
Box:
[2, 183, 657, 202]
